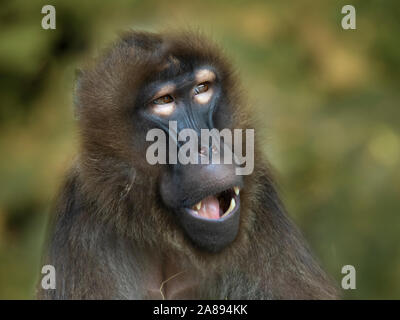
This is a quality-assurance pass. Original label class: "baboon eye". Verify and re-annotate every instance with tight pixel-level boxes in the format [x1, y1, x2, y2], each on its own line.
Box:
[193, 82, 213, 104]
[151, 94, 175, 116]
[194, 82, 209, 95]
[153, 95, 174, 105]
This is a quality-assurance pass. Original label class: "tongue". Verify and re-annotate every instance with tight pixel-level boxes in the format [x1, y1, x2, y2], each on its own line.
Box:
[198, 195, 220, 219]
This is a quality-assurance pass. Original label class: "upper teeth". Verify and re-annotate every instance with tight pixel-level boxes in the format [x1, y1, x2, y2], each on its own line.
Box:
[194, 201, 202, 211]
[234, 186, 240, 196]
[222, 198, 236, 217]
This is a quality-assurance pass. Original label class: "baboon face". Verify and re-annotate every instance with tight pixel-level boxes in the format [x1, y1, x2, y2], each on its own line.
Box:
[77, 32, 246, 252]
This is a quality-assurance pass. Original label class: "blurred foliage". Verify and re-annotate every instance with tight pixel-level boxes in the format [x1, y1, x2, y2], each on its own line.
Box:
[0, 0, 399, 299]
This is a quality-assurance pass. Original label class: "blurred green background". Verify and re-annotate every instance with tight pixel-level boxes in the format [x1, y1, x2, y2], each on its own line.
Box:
[0, 0, 399, 299]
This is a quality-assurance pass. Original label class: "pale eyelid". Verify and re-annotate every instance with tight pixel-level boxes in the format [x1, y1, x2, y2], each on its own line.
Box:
[151, 103, 175, 116]
[195, 69, 216, 84]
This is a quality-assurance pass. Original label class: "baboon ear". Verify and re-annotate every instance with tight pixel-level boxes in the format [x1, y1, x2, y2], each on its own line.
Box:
[73, 68, 84, 119]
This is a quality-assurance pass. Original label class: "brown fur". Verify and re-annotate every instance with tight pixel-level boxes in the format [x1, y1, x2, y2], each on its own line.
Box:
[38, 31, 338, 299]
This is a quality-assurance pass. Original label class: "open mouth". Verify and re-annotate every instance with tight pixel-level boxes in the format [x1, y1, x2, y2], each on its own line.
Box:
[185, 186, 240, 220]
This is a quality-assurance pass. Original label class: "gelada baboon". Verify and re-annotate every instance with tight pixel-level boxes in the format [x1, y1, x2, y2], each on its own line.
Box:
[37, 30, 338, 299]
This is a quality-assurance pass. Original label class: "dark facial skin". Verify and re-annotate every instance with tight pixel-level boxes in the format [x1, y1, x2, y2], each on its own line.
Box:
[137, 61, 243, 252]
